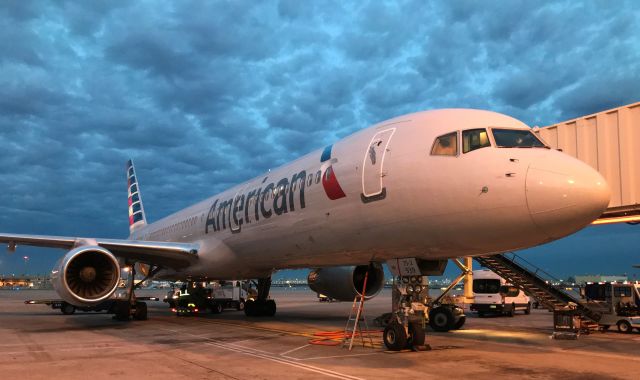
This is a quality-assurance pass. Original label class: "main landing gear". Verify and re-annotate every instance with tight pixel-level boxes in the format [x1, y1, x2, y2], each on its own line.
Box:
[244, 277, 277, 317]
[113, 263, 160, 321]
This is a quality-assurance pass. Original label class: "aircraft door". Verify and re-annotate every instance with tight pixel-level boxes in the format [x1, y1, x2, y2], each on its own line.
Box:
[361, 128, 396, 203]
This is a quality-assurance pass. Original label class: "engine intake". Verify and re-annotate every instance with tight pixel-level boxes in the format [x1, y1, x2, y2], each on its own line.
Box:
[51, 246, 120, 306]
[308, 263, 384, 302]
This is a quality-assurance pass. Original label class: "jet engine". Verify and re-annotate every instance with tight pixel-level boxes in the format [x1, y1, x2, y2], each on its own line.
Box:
[307, 263, 384, 302]
[51, 245, 121, 307]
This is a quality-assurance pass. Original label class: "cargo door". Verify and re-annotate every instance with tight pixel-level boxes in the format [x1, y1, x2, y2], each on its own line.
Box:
[361, 128, 395, 202]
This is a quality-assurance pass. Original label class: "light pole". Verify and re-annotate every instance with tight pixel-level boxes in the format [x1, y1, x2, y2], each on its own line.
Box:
[23, 256, 29, 277]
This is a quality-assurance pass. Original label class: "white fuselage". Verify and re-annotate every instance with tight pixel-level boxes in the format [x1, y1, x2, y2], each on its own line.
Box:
[130, 109, 610, 280]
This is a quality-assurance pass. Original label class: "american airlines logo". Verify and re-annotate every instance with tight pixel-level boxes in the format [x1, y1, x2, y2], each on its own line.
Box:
[205, 145, 347, 234]
[320, 144, 346, 200]
[205, 170, 307, 234]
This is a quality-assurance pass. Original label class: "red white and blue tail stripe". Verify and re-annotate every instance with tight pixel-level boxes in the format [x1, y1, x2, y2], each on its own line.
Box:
[127, 159, 147, 233]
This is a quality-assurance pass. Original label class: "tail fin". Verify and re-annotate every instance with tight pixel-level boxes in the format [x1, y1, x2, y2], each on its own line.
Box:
[127, 159, 147, 233]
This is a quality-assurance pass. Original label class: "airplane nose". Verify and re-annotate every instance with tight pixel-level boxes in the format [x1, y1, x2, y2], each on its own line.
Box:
[525, 158, 610, 239]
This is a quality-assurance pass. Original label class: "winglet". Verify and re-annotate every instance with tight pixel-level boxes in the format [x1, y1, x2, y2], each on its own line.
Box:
[127, 159, 147, 233]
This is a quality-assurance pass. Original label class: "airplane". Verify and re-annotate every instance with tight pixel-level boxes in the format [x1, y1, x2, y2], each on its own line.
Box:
[0, 108, 610, 350]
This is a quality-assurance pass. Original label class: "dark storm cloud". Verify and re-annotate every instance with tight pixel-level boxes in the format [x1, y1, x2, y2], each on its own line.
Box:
[0, 1, 639, 275]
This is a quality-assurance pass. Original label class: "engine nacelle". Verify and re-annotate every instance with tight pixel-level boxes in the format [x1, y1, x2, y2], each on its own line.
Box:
[51, 245, 121, 307]
[307, 263, 384, 302]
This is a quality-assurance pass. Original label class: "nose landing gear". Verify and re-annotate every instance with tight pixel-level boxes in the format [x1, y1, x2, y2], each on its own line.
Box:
[384, 275, 430, 351]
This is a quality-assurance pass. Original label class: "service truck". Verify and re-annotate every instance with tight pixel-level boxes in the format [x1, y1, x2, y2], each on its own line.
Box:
[470, 269, 531, 317]
[167, 281, 247, 315]
[582, 282, 640, 333]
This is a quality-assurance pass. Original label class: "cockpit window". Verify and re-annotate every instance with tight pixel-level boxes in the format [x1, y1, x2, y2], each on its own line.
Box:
[492, 129, 546, 148]
[462, 129, 491, 153]
[431, 132, 458, 156]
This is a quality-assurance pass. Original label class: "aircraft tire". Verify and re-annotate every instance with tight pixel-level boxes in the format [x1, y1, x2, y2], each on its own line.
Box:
[525, 303, 531, 315]
[244, 299, 256, 316]
[61, 303, 76, 315]
[114, 301, 131, 321]
[407, 322, 425, 348]
[264, 300, 276, 317]
[383, 321, 407, 351]
[133, 302, 148, 321]
[429, 306, 454, 332]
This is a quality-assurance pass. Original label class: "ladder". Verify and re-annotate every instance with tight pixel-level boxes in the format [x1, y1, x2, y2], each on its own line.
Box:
[342, 270, 374, 350]
[474, 253, 601, 322]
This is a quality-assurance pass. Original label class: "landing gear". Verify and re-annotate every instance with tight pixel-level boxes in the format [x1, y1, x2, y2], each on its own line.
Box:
[61, 302, 76, 315]
[383, 275, 429, 351]
[113, 263, 158, 321]
[244, 277, 276, 317]
[383, 321, 407, 351]
[408, 321, 426, 347]
[114, 300, 131, 321]
[245, 299, 276, 317]
[382, 261, 471, 351]
[133, 301, 148, 320]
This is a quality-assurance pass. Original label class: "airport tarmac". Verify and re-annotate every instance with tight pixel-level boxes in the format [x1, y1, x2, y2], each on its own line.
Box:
[1, 288, 639, 380]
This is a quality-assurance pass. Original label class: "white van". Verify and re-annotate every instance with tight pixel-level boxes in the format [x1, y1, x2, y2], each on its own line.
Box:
[470, 269, 531, 317]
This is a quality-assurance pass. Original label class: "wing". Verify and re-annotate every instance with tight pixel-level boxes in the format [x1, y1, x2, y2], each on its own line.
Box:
[0, 233, 198, 269]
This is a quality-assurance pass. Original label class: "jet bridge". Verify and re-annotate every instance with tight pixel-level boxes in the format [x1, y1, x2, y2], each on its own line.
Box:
[535, 102, 640, 225]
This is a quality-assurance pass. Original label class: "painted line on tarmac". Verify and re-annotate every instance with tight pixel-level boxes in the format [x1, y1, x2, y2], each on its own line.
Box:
[162, 317, 384, 350]
[204, 341, 365, 380]
[162, 328, 364, 380]
[279, 343, 311, 356]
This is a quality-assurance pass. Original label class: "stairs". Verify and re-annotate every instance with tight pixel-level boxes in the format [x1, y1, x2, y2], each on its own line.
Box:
[474, 253, 601, 322]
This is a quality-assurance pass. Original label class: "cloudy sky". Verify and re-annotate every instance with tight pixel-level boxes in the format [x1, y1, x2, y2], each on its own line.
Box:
[0, 1, 639, 278]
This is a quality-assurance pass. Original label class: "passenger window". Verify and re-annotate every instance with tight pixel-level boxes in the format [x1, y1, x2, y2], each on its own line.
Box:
[315, 170, 321, 184]
[307, 174, 313, 186]
[430, 132, 458, 156]
[462, 129, 491, 153]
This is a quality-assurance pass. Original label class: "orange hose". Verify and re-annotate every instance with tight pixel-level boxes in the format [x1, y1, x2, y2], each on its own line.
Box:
[309, 330, 382, 346]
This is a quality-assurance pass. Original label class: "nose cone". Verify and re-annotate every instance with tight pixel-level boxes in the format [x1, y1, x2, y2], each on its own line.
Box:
[526, 157, 610, 239]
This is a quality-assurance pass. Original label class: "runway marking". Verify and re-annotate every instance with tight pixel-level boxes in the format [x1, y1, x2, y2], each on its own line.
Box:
[161, 328, 365, 380]
[279, 343, 311, 356]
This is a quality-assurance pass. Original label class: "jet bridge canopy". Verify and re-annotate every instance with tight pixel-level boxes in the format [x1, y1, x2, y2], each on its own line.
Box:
[536, 102, 640, 224]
